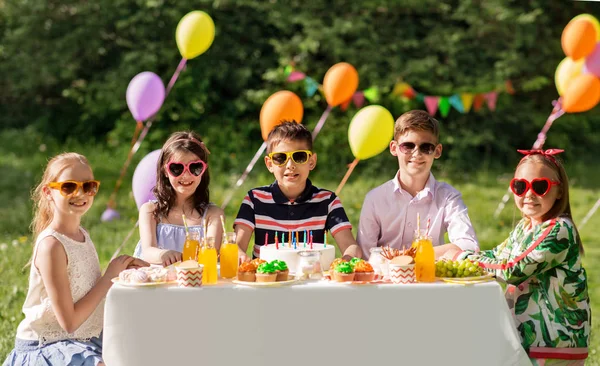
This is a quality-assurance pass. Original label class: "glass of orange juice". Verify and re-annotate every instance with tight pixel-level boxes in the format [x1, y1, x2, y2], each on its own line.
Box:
[220, 232, 238, 279]
[182, 231, 200, 261]
[199, 237, 218, 285]
[413, 230, 435, 283]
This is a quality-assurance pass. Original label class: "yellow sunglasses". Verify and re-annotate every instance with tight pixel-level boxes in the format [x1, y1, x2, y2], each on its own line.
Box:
[47, 180, 100, 197]
[267, 150, 313, 166]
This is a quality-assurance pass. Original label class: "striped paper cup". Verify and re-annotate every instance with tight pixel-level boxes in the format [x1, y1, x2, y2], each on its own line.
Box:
[176, 265, 204, 287]
[389, 263, 415, 284]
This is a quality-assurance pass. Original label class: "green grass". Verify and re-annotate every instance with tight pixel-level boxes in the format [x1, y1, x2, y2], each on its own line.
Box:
[1, 129, 599, 363]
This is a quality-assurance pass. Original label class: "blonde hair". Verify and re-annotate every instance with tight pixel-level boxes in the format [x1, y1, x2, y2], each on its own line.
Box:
[31, 153, 91, 238]
[516, 154, 584, 254]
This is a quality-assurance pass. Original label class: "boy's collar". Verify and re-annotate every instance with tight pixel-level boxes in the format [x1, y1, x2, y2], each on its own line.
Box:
[271, 179, 314, 204]
[393, 171, 436, 198]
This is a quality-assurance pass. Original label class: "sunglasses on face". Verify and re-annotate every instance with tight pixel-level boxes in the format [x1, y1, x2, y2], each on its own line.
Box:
[397, 142, 437, 155]
[166, 160, 207, 178]
[510, 178, 560, 197]
[47, 180, 100, 197]
[267, 150, 313, 167]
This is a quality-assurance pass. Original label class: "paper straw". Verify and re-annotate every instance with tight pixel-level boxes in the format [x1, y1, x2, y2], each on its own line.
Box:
[203, 218, 208, 242]
[265, 232, 268, 246]
[417, 213, 421, 235]
[182, 214, 190, 237]
[426, 217, 431, 237]
[220, 215, 227, 235]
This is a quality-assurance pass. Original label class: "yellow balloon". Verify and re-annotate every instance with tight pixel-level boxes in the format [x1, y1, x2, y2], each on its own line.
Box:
[348, 105, 394, 160]
[572, 14, 600, 41]
[555, 57, 584, 96]
[176, 11, 215, 60]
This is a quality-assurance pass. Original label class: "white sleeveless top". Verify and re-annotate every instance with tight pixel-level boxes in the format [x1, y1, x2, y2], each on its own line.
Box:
[16, 228, 104, 345]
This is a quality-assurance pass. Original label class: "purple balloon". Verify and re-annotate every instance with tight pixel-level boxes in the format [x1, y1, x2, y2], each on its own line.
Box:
[585, 42, 600, 77]
[126, 72, 166, 122]
[101, 207, 121, 222]
[132, 149, 161, 209]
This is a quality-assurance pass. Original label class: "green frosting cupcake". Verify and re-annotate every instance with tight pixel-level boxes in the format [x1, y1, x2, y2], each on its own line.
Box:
[335, 262, 354, 274]
[349, 257, 363, 268]
[271, 260, 288, 272]
[257, 262, 277, 274]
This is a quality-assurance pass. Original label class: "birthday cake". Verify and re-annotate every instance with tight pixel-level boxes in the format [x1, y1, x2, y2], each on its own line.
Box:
[259, 243, 335, 275]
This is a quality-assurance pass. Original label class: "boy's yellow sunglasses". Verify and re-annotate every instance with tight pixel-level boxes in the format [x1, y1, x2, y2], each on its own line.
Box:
[47, 180, 100, 197]
[267, 150, 313, 166]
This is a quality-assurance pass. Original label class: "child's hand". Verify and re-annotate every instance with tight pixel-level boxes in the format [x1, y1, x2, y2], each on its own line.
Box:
[127, 258, 150, 269]
[160, 250, 182, 266]
[238, 249, 249, 264]
[105, 255, 136, 279]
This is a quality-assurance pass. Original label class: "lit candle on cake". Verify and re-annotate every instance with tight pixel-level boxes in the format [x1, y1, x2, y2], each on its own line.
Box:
[275, 231, 279, 250]
[265, 232, 268, 246]
[295, 231, 299, 246]
[324, 230, 327, 247]
[288, 229, 292, 247]
[310, 230, 313, 249]
[304, 230, 307, 248]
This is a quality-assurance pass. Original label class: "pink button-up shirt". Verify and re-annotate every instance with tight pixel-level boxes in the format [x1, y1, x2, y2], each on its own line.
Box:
[357, 172, 479, 259]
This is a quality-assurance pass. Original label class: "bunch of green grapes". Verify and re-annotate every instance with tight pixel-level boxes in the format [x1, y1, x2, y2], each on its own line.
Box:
[435, 259, 486, 278]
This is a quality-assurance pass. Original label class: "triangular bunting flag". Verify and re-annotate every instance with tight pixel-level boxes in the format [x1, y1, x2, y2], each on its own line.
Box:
[284, 65, 293, 76]
[304, 77, 318, 97]
[363, 87, 380, 103]
[287, 71, 306, 82]
[352, 91, 365, 108]
[439, 97, 451, 117]
[403, 86, 417, 99]
[416, 93, 425, 102]
[505, 80, 515, 95]
[484, 92, 498, 111]
[340, 98, 352, 111]
[473, 94, 485, 112]
[424, 96, 440, 116]
[392, 82, 411, 96]
[448, 94, 464, 113]
[460, 93, 474, 113]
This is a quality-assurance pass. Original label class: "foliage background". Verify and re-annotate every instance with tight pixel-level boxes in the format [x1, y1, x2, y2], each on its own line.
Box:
[1, 0, 600, 362]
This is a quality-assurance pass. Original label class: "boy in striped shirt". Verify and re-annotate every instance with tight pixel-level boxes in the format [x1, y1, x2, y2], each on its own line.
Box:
[234, 121, 360, 261]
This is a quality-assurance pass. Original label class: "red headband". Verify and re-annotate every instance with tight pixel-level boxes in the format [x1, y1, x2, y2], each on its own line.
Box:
[517, 149, 563, 165]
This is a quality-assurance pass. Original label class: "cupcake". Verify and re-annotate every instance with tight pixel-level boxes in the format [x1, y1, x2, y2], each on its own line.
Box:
[237, 262, 257, 282]
[329, 258, 347, 273]
[255, 262, 277, 282]
[271, 260, 289, 281]
[353, 260, 375, 282]
[349, 257, 363, 269]
[333, 262, 355, 282]
[251, 258, 267, 267]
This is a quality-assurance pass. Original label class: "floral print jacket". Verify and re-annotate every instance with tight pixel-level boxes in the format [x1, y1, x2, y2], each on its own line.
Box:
[457, 216, 590, 360]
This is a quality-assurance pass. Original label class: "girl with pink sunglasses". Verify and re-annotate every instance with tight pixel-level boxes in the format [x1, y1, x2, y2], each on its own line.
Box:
[133, 131, 224, 266]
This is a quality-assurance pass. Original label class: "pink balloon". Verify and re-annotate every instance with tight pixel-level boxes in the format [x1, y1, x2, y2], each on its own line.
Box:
[126, 72, 166, 122]
[585, 42, 600, 77]
[132, 150, 161, 209]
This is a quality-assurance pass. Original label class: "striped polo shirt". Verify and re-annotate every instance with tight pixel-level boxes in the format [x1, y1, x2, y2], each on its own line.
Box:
[234, 179, 352, 258]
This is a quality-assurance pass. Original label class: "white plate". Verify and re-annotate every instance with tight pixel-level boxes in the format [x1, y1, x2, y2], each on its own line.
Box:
[111, 278, 177, 288]
[232, 278, 299, 287]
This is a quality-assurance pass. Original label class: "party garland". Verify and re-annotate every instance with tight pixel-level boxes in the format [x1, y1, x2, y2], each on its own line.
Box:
[284, 65, 515, 117]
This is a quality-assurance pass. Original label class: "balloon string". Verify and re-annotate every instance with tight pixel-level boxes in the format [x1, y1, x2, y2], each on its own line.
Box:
[106, 121, 144, 208]
[311, 105, 333, 140]
[335, 158, 360, 195]
[103, 59, 187, 213]
[221, 142, 267, 209]
[166, 58, 187, 96]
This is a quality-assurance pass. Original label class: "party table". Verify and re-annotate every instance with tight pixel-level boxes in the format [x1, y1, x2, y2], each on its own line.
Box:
[103, 280, 532, 366]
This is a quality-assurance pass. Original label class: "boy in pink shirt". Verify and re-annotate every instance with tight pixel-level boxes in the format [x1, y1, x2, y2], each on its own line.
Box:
[357, 110, 479, 259]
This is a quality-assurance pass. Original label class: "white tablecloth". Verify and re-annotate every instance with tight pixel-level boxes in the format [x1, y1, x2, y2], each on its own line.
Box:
[103, 280, 531, 366]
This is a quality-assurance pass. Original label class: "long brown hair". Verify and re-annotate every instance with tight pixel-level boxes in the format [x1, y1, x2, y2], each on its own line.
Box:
[516, 154, 583, 254]
[153, 131, 211, 221]
[31, 153, 91, 239]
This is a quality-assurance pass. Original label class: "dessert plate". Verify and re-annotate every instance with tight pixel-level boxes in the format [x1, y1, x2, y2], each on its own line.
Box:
[437, 272, 495, 284]
[111, 278, 177, 288]
[232, 278, 299, 287]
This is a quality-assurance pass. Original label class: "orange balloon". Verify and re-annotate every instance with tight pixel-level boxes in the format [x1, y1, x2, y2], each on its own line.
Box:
[323, 62, 359, 107]
[259, 91, 304, 141]
[561, 18, 597, 60]
[562, 74, 600, 113]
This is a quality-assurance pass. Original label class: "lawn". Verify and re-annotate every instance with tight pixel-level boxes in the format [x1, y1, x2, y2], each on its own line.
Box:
[1, 130, 599, 363]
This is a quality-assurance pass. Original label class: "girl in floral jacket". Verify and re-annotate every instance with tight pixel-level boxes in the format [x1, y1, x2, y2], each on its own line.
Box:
[453, 149, 590, 365]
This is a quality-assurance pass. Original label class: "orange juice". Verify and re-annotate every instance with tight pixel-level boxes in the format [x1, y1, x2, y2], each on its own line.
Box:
[198, 237, 218, 285]
[220, 232, 238, 279]
[182, 237, 199, 261]
[414, 236, 435, 282]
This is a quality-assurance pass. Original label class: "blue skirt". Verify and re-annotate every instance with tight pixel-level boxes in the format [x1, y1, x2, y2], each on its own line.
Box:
[2, 334, 103, 366]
